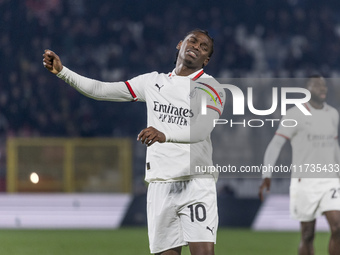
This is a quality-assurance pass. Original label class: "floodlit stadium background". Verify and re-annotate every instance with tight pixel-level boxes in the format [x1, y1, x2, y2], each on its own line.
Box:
[1, 0, 340, 253]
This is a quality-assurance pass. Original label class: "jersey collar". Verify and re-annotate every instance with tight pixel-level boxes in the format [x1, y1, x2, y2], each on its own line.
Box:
[304, 102, 329, 112]
[168, 69, 204, 80]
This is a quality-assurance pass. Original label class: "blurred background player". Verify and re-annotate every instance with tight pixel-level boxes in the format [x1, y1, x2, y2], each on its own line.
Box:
[43, 29, 225, 255]
[258, 75, 340, 255]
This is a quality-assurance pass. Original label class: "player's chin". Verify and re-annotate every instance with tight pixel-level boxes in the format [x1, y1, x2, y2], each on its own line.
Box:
[318, 95, 326, 102]
[184, 58, 203, 68]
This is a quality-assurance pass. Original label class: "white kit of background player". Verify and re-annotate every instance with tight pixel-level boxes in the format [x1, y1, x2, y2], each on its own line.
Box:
[259, 76, 340, 255]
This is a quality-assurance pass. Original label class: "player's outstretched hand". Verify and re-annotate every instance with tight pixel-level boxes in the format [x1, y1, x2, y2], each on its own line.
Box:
[137, 126, 166, 147]
[258, 178, 271, 201]
[43, 49, 63, 74]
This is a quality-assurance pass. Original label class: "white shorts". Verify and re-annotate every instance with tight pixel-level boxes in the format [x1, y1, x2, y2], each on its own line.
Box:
[290, 178, 340, 222]
[147, 178, 218, 254]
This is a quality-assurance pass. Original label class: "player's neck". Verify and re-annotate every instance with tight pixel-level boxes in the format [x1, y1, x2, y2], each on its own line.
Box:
[309, 100, 324, 109]
[174, 63, 202, 77]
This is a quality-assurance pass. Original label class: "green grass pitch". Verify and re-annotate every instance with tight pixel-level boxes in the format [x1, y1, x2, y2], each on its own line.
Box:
[0, 228, 331, 255]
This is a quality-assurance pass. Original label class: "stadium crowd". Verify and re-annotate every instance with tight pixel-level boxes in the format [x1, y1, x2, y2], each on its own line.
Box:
[1, 0, 340, 192]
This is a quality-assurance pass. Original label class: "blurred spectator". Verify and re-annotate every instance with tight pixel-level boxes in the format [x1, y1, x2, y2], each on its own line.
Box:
[2, 0, 340, 137]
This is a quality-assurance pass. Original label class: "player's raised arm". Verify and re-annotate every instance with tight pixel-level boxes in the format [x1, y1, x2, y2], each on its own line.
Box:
[42, 49, 134, 102]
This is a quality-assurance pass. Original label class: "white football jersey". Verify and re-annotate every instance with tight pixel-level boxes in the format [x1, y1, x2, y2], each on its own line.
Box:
[57, 66, 225, 183]
[126, 69, 225, 182]
[276, 102, 340, 187]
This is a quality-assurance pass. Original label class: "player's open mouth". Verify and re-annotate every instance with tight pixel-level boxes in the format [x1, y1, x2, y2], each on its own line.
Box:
[187, 50, 198, 58]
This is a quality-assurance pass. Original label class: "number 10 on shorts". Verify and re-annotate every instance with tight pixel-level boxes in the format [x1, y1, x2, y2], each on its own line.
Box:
[188, 204, 207, 222]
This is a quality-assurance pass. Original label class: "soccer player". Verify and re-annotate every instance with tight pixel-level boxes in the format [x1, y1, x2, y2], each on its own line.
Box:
[258, 75, 340, 255]
[43, 29, 225, 255]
